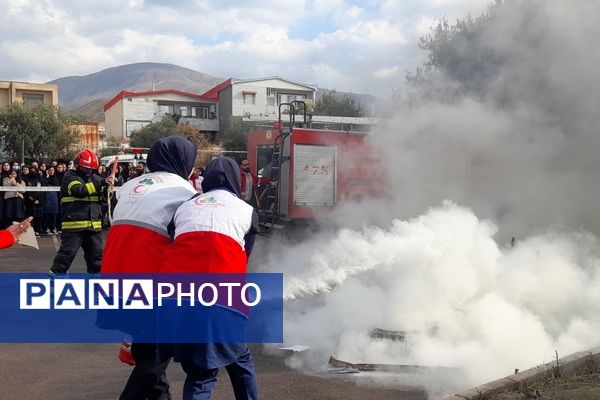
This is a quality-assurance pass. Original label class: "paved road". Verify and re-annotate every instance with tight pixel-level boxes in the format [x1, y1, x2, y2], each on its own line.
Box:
[0, 234, 428, 400]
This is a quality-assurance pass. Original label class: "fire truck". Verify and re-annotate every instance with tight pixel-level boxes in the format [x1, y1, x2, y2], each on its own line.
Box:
[246, 101, 385, 227]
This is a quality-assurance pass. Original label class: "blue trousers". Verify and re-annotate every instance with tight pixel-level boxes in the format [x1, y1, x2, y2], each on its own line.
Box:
[181, 348, 258, 400]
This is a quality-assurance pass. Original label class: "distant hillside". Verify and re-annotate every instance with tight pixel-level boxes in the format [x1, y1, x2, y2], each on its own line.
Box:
[49, 62, 224, 111]
[68, 98, 108, 122]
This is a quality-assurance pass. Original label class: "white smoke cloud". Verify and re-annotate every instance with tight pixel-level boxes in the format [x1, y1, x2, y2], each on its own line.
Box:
[256, 203, 600, 394]
[252, 0, 600, 396]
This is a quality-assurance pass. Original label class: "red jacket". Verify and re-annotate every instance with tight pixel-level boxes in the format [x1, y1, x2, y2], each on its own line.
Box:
[0, 230, 14, 249]
[101, 172, 197, 274]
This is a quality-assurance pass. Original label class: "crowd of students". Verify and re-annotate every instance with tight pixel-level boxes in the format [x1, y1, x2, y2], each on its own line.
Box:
[0, 160, 67, 235]
[0, 159, 152, 236]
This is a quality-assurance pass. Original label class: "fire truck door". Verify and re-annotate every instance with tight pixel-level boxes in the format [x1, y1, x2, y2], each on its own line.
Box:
[293, 144, 336, 207]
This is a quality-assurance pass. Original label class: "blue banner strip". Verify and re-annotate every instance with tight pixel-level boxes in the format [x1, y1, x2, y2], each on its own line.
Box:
[1, 273, 283, 343]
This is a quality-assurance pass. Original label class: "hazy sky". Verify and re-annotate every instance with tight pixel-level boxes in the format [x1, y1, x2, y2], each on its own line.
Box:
[0, 0, 490, 96]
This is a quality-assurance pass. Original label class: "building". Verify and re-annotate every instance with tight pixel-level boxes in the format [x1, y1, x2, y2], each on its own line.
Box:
[202, 77, 317, 130]
[103, 90, 218, 140]
[69, 122, 100, 152]
[0, 81, 59, 108]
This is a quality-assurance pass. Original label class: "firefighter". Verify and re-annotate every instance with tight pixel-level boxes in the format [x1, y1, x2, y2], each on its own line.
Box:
[49, 149, 113, 274]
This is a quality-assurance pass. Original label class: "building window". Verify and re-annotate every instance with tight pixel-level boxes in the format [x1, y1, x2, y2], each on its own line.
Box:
[191, 107, 209, 119]
[157, 104, 174, 116]
[180, 106, 189, 117]
[22, 93, 44, 108]
[267, 96, 275, 106]
[277, 93, 306, 105]
[243, 92, 256, 105]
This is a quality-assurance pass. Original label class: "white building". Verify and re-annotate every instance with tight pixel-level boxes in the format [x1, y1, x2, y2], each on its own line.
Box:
[202, 77, 317, 129]
[103, 89, 218, 140]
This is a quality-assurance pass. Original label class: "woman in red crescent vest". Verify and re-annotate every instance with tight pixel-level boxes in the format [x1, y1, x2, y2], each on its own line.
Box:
[100, 135, 198, 400]
[161, 156, 260, 400]
[101, 136, 198, 275]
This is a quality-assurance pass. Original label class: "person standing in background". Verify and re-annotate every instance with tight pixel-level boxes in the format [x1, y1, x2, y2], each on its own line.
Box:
[3, 170, 26, 225]
[22, 165, 44, 236]
[39, 163, 47, 179]
[1, 162, 11, 179]
[54, 164, 66, 231]
[97, 165, 110, 228]
[115, 165, 125, 186]
[239, 159, 261, 208]
[56, 163, 66, 184]
[0, 162, 11, 228]
[188, 167, 204, 193]
[43, 166, 60, 234]
[134, 161, 146, 178]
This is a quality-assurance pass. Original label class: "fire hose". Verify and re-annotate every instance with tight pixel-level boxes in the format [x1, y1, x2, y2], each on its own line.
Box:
[107, 156, 119, 226]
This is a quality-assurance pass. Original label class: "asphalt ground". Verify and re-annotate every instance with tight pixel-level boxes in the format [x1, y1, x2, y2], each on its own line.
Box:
[0, 233, 428, 400]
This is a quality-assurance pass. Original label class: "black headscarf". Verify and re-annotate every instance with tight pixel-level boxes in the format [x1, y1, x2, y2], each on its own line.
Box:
[201, 157, 241, 197]
[147, 136, 197, 179]
[201, 156, 259, 256]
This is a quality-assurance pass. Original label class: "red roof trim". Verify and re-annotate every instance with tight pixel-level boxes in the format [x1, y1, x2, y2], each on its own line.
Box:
[103, 89, 215, 112]
[201, 79, 233, 101]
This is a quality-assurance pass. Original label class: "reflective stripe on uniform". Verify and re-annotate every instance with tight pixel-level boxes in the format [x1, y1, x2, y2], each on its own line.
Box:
[61, 196, 100, 203]
[61, 220, 102, 230]
[85, 182, 96, 195]
[67, 180, 82, 195]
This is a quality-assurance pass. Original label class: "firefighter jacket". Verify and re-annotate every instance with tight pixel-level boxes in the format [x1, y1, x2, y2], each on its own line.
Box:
[60, 169, 106, 231]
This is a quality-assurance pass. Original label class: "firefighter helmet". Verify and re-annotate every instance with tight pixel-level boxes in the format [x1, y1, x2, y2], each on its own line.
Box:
[73, 149, 99, 170]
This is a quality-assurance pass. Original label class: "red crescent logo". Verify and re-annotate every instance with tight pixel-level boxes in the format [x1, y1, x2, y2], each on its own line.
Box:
[132, 184, 145, 194]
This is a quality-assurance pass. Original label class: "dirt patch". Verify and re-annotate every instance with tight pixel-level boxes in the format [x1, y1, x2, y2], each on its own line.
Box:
[491, 369, 600, 399]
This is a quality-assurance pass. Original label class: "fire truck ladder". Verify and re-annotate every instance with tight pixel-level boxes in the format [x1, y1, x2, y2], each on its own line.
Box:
[264, 101, 307, 229]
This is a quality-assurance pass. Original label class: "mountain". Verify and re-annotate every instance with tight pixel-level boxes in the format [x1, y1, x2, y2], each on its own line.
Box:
[68, 98, 109, 122]
[48, 62, 224, 111]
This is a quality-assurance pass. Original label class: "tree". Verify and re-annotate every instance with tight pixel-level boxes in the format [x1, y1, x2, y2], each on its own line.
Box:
[129, 115, 178, 148]
[220, 117, 247, 153]
[313, 90, 365, 117]
[99, 136, 123, 158]
[0, 103, 79, 160]
[404, 0, 535, 102]
[129, 115, 215, 150]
